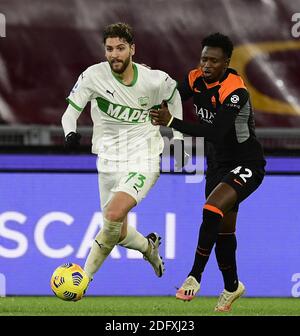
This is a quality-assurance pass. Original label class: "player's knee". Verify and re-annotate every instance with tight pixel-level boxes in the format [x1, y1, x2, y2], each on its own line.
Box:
[203, 203, 224, 218]
[104, 208, 126, 222]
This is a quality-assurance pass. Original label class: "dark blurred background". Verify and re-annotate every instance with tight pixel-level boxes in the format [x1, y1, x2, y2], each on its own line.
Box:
[0, 0, 300, 153]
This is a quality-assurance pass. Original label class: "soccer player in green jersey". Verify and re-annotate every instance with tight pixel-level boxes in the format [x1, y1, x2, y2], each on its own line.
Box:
[61, 23, 185, 289]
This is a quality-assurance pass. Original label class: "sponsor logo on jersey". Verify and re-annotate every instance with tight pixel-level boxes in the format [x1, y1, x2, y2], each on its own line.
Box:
[138, 96, 149, 107]
[194, 105, 215, 124]
[106, 89, 116, 98]
[231, 94, 240, 103]
[96, 97, 151, 123]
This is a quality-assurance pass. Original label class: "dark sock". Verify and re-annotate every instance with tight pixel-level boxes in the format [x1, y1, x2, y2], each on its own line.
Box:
[215, 233, 238, 292]
[189, 207, 223, 283]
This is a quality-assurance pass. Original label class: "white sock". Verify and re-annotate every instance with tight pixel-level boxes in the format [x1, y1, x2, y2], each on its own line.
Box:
[84, 217, 122, 279]
[118, 225, 148, 254]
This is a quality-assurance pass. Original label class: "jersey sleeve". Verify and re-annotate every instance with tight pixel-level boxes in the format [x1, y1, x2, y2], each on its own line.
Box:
[169, 88, 249, 141]
[222, 88, 249, 111]
[158, 72, 178, 103]
[177, 74, 194, 101]
[66, 70, 94, 112]
[167, 90, 184, 140]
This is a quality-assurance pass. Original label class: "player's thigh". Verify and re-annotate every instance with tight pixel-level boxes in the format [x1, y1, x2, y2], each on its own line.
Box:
[98, 173, 138, 223]
[206, 182, 238, 213]
[98, 171, 119, 210]
[221, 164, 265, 204]
[205, 167, 238, 211]
[115, 170, 160, 205]
[105, 191, 137, 222]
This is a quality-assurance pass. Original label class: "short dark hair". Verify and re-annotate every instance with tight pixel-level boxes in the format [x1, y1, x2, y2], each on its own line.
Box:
[201, 33, 234, 59]
[103, 22, 134, 45]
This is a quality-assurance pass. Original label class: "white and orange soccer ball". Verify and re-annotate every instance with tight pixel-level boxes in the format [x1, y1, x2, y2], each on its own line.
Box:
[50, 263, 89, 301]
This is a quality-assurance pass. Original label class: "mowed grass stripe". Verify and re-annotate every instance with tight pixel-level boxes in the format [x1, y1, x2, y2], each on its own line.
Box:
[0, 296, 299, 316]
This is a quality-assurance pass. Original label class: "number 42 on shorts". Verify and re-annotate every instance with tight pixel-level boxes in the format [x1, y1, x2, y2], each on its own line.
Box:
[230, 166, 252, 183]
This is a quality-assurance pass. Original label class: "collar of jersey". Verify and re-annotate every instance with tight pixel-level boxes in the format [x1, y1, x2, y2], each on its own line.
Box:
[111, 63, 138, 87]
[202, 68, 237, 88]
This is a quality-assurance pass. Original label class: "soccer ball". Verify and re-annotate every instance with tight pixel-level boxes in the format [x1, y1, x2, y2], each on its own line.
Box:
[50, 263, 89, 301]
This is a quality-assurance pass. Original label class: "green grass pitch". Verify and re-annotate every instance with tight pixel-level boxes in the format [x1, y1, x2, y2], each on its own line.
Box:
[1, 296, 299, 316]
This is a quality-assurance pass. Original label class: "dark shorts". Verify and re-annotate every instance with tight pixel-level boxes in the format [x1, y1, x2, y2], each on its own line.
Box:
[205, 162, 265, 212]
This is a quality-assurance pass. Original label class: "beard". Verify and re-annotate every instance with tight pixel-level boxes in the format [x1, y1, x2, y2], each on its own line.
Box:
[109, 56, 131, 74]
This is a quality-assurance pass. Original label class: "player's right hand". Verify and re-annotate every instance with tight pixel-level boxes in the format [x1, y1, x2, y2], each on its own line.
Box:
[65, 132, 81, 150]
[150, 101, 172, 126]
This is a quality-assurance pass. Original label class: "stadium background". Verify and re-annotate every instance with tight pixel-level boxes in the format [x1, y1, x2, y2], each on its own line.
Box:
[0, 0, 299, 298]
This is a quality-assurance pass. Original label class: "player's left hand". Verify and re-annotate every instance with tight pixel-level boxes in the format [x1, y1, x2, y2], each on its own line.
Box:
[65, 132, 81, 150]
[150, 101, 172, 126]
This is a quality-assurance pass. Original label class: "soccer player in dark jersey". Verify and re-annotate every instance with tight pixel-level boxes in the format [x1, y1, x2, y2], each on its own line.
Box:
[150, 33, 266, 312]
